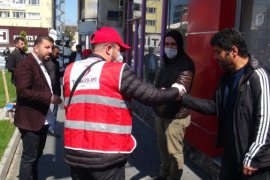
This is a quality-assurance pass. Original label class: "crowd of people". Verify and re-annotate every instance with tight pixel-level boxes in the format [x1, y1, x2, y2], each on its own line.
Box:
[5, 26, 270, 180]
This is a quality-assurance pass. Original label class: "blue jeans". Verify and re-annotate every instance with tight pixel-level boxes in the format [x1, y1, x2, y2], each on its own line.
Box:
[49, 105, 58, 132]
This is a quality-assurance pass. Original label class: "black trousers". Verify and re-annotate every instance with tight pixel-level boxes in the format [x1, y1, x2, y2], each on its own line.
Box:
[70, 161, 126, 180]
[19, 125, 48, 180]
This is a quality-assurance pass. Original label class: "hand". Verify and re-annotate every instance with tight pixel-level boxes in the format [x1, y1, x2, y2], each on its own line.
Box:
[51, 94, 62, 105]
[243, 165, 258, 176]
[172, 83, 186, 96]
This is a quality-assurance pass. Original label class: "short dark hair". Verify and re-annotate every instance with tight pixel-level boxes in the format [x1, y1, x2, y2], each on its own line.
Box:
[14, 37, 25, 43]
[211, 29, 249, 57]
[52, 45, 60, 51]
[34, 35, 54, 46]
[76, 45, 81, 49]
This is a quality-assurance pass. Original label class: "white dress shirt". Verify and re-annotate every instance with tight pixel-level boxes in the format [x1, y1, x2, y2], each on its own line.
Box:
[32, 52, 54, 125]
[75, 52, 82, 61]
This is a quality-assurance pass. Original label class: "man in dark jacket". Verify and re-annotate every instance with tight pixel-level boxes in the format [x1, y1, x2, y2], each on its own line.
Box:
[63, 27, 185, 180]
[144, 47, 159, 83]
[7, 37, 27, 85]
[69, 44, 82, 64]
[14, 35, 62, 180]
[153, 30, 195, 180]
[45, 45, 61, 137]
[181, 29, 270, 179]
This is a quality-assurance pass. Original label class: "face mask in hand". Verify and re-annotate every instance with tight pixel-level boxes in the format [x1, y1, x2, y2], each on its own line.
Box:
[111, 51, 124, 62]
[165, 48, 178, 59]
[116, 52, 123, 62]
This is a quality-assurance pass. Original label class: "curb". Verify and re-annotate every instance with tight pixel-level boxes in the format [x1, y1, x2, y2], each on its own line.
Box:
[0, 128, 20, 180]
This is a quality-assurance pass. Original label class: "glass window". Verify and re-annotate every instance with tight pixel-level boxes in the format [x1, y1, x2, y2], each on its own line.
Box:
[146, 20, 156, 26]
[13, 0, 25, 4]
[146, 7, 156, 13]
[28, 0, 39, 5]
[240, 0, 270, 69]
[13, 12, 26, 18]
[0, 11, 10, 18]
[107, 11, 120, 21]
[134, 3, 141, 11]
[168, 0, 190, 40]
[27, 12, 40, 19]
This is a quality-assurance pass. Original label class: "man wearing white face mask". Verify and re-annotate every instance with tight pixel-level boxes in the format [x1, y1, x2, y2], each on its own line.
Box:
[63, 27, 186, 180]
[154, 30, 195, 180]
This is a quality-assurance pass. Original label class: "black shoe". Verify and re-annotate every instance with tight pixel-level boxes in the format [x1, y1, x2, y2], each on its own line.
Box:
[48, 130, 61, 138]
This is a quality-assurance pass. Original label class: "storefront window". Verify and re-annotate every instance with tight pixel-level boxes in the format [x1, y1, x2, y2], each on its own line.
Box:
[240, 0, 270, 69]
[168, 0, 190, 47]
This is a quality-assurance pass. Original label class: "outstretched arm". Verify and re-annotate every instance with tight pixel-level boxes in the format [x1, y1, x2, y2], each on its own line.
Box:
[181, 93, 216, 115]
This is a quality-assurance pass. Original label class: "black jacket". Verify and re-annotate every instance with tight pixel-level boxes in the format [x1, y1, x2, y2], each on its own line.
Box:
[69, 51, 82, 64]
[7, 48, 27, 85]
[64, 56, 179, 169]
[154, 54, 195, 119]
[44, 58, 61, 96]
[182, 58, 270, 169]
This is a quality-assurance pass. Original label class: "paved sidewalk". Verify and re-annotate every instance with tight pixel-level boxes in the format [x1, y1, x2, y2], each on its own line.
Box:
[4, 103, 207, 180]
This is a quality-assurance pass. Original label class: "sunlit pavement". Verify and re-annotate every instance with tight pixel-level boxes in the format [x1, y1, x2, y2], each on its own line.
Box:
[5, 103, 206, 180]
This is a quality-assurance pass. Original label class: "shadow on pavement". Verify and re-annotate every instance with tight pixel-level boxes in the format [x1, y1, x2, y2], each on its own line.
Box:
[128, 117, 160, 180]
[38, 120, 71, 180]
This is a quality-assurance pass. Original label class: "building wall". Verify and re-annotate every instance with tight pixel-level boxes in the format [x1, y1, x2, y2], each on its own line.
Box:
[81, 0, 98, 20]
[185, 0, 236, 157]
[0, 26, 49, 51]
[145, 0, 162, 33]
[0, 0, 53, 28]
[97, 0, 122, 30]
[133, 0, 162, 34]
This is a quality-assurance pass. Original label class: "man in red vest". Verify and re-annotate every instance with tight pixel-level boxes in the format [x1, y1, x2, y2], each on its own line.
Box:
[63, 27, 185, 180]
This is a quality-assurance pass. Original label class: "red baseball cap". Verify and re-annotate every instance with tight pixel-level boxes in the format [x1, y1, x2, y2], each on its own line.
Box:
[82, 49, 92, 57]
[90, 27, 130, 52]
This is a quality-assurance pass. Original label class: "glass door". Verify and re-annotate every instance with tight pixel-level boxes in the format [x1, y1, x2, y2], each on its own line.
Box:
[239, 0, 270, 69]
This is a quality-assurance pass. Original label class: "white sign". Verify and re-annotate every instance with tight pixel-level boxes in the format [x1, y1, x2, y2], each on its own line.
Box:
[255, 13, 264, 27]
[79, 21, 97, 35]
[0, 29, 9, 44]
[70, 59, 104, 90]
[144, 34, 161, 48]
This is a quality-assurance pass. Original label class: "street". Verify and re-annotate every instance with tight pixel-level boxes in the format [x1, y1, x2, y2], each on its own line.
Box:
[6, 103, 206, 180]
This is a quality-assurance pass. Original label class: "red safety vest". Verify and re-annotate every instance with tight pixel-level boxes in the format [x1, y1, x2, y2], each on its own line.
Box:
[63, 57, 136, 153]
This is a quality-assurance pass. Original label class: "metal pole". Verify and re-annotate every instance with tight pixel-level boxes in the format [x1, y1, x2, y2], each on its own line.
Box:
[168, 0, 171, 29]
[126, 0, 133, 66]
[160, 0, 168, 59]
[138, 0, 146, 79]
[133, 19, 139, 73]
[2, 69, 9, 104]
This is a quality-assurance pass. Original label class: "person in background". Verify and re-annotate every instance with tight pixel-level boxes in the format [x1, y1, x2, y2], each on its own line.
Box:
[82, 48, 92, 59]
[3, 46, 10, 56]
[7, 37, 27, 85]
[181, 29, 270, 179]
[69, 44, 82, 64]
[143, 47, 159, 83]
[63, 26, 185, 180]
[45, 45, 61, 137]
[14, 35, 62, 180]
[154, 30, 195, 180]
